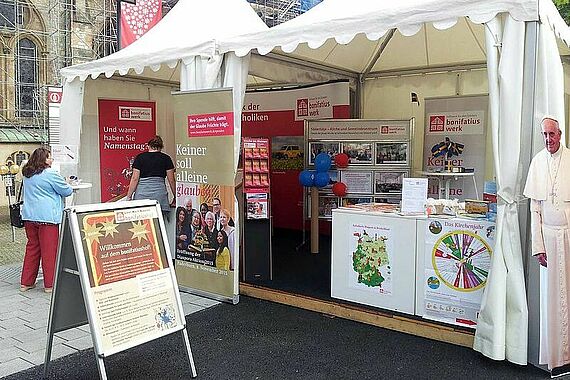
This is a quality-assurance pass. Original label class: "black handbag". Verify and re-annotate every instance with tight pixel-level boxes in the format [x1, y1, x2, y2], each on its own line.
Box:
[9, 183, 24, 228]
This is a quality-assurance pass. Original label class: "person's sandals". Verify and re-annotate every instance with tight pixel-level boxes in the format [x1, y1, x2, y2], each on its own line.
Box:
[20, 284, 36, 292]
[44, 288, 53, 293]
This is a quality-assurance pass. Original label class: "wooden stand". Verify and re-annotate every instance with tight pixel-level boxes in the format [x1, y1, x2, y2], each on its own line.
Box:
[310, 187, 319, 254]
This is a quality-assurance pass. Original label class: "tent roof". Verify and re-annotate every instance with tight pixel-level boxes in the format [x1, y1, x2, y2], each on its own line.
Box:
[62, 0, 570, 84]
[222, 0, 570, 78]
[60, 0, 268, 82]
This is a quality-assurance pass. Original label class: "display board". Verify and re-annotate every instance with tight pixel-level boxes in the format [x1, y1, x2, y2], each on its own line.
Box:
[306, 119, 413, 219]
[97, 99, 156, 202]
[423, 96, 488, 200]
[241, 81, 350, 230]
[172, 88, 238, 303]
[417, 217, 495, 328]
[44, 200, 195, 379]
[331, 208, 418, 314]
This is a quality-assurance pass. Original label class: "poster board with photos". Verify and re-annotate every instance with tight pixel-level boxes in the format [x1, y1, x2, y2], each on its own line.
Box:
[45, 200, 195, 379]
[305, 119, 413, 219]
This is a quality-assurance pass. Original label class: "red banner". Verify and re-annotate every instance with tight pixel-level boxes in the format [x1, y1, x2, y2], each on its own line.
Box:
[98, 99, 156, 202]
[120, 0, 162, 48]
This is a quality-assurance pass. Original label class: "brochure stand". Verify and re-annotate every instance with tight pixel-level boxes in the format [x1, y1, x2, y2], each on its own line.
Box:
[242, 138, 272, 281]
[44, 200, 196, 380]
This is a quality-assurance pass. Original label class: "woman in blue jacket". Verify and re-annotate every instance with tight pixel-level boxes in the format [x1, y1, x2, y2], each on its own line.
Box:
[20, 147, 72, 293]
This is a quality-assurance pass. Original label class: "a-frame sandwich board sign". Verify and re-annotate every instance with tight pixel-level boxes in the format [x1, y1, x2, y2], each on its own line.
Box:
[44, 199, 196, 379]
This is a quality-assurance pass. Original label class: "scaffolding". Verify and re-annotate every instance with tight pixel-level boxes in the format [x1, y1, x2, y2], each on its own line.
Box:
[248, 0, 320, 27]
[0, 0, 314, 141]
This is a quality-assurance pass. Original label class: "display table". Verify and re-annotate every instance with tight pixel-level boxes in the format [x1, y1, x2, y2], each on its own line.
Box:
[67, 182, 92, 207]
[418, 171, 478, 200]
[331, 207, 495, 327]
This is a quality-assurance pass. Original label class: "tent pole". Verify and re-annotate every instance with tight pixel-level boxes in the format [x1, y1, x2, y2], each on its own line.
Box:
[520, 20, 540, 368]
[361, 29, 396, 80]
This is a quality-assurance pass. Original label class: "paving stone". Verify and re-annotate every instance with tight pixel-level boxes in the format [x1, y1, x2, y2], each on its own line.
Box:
[62, 335, 94, 351]
[0, 346, 28, 364]
[0, 324, 35, 339]
[182, 302, 205, 315]
[21, 343, 78, 366]
[187, 296, 220, 308]
[0, 358, 34, 378]
[55, 327, 90, 342]
[12, 332, 65, 354]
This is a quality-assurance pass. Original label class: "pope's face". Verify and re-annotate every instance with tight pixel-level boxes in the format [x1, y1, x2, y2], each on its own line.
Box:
[191, 212, 200, 227]
[542, 119, 562, 154]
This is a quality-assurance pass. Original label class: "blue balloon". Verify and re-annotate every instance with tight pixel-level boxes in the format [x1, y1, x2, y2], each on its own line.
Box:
[299, 170, 315, 187]
[314, 152, 332, 172]
[314, 171, 330, 188]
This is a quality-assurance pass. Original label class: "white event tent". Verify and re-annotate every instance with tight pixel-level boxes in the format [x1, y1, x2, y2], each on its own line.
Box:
[60, 0, 570, 368]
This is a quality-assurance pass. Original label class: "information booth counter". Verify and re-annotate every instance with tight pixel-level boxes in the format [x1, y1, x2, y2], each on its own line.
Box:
[331, 207, 495, 329]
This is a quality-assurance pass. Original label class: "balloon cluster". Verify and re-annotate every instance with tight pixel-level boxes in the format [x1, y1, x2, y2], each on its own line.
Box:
[298, 152, 350, 197]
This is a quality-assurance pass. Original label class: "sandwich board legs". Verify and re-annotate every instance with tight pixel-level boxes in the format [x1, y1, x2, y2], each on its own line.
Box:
[182, 329, 197, 377]
[96, 355, 108, 380]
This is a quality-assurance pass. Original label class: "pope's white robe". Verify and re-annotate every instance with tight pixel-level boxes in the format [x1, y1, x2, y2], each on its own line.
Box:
[524, 145, 570, 369]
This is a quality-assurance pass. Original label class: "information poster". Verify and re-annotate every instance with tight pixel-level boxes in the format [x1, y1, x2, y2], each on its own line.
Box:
[349, 222, 393, 295]
[340, 171, 373, 194]
[423, 96, 488, 199]
[78, 205, 180, 353]
[246, 193, 268, 219]
[172, 89, 237, 300]
[424, 217, 495, 327]
[98, 100, 156, 202]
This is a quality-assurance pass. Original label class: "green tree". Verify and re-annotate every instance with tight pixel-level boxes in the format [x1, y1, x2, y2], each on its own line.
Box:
[555, 0, 570, 25]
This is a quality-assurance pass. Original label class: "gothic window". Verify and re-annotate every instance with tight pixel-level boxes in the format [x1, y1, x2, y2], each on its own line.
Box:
[15, 38, 38, 118]
[0, 0, 23, 29]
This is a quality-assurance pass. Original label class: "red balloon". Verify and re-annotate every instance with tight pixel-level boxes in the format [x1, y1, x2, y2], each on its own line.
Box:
[332, 182, 347, 197]
[334, 153, 349, 168]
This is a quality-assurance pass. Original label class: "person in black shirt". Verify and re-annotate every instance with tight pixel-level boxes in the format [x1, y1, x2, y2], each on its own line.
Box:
[126, 135, 176, 213]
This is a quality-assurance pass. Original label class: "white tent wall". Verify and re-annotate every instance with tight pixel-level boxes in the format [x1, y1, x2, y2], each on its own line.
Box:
[361, 70, 494, 179]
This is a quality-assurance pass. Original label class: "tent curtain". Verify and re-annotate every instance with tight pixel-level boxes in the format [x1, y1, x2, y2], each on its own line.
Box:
[473, 14, 528, 365]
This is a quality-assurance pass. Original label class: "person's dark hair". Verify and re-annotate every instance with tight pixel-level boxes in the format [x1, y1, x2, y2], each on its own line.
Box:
[22, 147, 51, 178]
[200, 202, 209, 214]
[217, 229, 229, 254]
[148, 135, 164, 150]
[176, 207, 187, 226]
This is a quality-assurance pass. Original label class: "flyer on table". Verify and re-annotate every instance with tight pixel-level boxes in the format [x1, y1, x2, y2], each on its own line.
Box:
[172, 89, 237, 299]
[78, 206, 180, 353]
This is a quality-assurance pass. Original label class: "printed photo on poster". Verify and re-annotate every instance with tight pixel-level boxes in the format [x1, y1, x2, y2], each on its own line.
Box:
[322, 170, 338, 191]
[342, 197, 372, 207]
[375, 142, 409, 165]
[271, 136, 304, 170]
[307, 195, 339, 218]
[247, 193, 269, 219]
[175, 183, 236, 272]
[374, 170, 407, 194]
[349, 223, 393, 295]
[375, 196, 401, 205]
[308, 142, 340, 165]
[341, 142, 373, 165]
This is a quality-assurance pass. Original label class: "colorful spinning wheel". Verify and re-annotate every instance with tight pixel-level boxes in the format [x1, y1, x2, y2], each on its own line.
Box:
[431, 230, 492, 292]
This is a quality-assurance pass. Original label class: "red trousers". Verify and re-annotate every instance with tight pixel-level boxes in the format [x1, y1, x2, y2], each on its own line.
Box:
[21, 222, 60, 289]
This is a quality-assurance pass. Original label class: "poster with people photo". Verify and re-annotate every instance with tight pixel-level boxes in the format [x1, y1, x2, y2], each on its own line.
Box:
[375, 142, 409, 165]
[341, 142, 374, 165]
[307, 195, 339, 218]
[246, 192, 269, 219]
[308, 142, 340, 165]
[374, 170, 408, 194]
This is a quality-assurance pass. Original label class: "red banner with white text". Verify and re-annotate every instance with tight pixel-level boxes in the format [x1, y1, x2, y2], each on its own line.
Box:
[98, 99, 156, 202]
[120, 0, 162, 48]
[242, 81, 350, 230]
